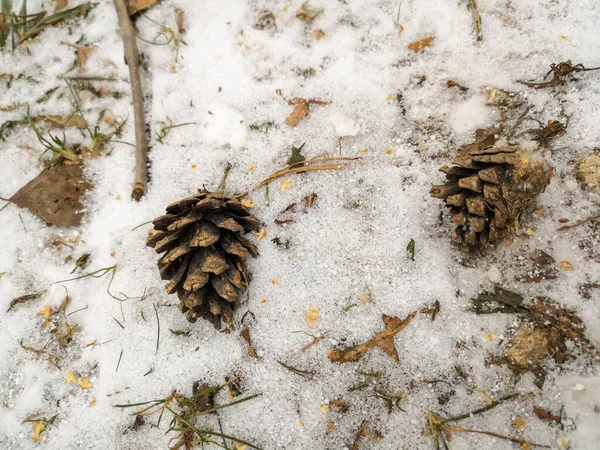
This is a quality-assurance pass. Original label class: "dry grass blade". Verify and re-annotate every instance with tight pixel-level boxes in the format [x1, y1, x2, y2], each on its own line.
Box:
[233, 156, 361, 200]
[7, 290, 46, 312]
[467, 0, 482, 40]
[18, 3, 94, 44]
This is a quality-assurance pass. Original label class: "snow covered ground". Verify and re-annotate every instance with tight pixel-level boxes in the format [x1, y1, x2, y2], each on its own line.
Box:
[1, 0, 600, 448]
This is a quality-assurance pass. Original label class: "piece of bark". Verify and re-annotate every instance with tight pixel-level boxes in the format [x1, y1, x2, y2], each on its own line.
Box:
[11, 164, 91, 227]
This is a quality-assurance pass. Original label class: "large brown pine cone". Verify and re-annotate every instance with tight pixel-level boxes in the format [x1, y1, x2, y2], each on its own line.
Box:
[431, 128, 553, 250]
[146, 190, 260, 329]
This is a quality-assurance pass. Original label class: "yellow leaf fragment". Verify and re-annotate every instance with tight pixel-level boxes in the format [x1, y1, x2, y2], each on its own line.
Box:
[312, 29, 326, 40]
[485, 332, 495, 342]
[30, 420, 46, 442]
[408, 36, 435, 52]
[65, 371, 77, 384]
[241, 198, 255, 209]
[255, 228, 267, 240]
[233, 444, 249, 450]
[89, 397, 97, 407]
[248, 165, 256, 173]
[305, 304, 320, 329]
[37, 306, 53, 319]
[77, 377, 93, 389]
[284, 103, 309, 126]
[558, 261, 573, 271]
[269, 279, 279, 285]
[514, 416, 526, 429]
[280, 178, 293, 191]
[360, 293, 372, 304]
[319, 404, 328, 415]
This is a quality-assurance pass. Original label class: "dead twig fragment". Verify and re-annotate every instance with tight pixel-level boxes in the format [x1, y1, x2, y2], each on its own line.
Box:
[328, 312, 416, 363]
[113, 0, 148, 200]
[557, 213, 600, 231]
[520, 60, 600, 89]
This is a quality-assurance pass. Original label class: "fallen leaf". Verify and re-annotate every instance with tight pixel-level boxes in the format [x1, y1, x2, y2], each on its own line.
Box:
[37, 306, 53, 319]
[420, 300, 440, 321]
[284, 103, 309, 126]
[233, 445, 249, 450]
[296, 1, 322, 24]
[506, 324, 550, 370]
[514, 416, 526, 429]
[327, 422, 336, 431]
[30, 420, 46, 442]
[408, 36, 435, 52]
[533, 407, 561, 424]
[126, 0, 161, 16]
[288, 143, 306, 168]
[76, 46, 94, 73]
[77, 377, 93, 389]
[359, 294, 372, 304]
[406, 238, 415, 260]
[558, 261, 573, 271]
[269, 279, 278, 285]
[328, 312, 416, 363]
[304, 192, 317, 208]
[241, 198, 255, 209]
[352, 421, 383, 450]
[305, 304, 319, 329]
[248, 165, 256, 173]
[280, 178, 293, 191]
[472, 286, 527, 314]
[89, 397, 97, 407]
[255, 228, 267, 240]
[11, 164, 92, 227]
[7, 291, 46, 313]
[312, 29, 325, 39]
[240, 328, 261, 359]
[319, 404, 329, 415]
[65, 371, 78, 384]
[55, 0, 69, 12]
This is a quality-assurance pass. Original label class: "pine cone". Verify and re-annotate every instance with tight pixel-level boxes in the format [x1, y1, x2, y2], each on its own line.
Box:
[431, 128, 553, 250]
[146, 190, 260, 329]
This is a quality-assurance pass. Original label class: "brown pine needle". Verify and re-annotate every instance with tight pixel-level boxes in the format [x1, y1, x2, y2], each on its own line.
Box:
[447, 425, 550, 448]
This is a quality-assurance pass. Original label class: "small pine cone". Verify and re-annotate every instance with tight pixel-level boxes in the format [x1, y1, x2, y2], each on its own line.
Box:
[146, 190, 260, 329]
[431, 128, 553, 251]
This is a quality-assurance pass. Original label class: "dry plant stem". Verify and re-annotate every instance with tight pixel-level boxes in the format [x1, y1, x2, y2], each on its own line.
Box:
[468, 0, 482, 40]
[557, 213, 600, 231]
[113, 0, 148, 201]
[447, 425, 550, 448]
[232, 156, 361, 200]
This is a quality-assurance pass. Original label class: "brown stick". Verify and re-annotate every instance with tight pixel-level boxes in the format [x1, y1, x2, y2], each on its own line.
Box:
[557, 213, 600, 231]
[113, 0, 148, 201]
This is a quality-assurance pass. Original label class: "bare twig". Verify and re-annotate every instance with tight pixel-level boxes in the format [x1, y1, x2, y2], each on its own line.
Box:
[113, 0, 148, 200]
[557, 213, 600, 231]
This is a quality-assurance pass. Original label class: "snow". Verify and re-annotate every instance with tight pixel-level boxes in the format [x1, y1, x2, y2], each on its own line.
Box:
[1, 0, 600, 449]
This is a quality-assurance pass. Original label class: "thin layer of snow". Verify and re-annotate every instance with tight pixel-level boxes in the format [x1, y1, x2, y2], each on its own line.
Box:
[1, 0, 599, 449]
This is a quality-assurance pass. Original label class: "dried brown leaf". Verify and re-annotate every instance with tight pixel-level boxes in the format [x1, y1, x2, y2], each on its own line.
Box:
[126, 0, 161, 16]
[55, 0, 69, 12]
[420, 300, 440, 320]
[42, 114, 88, 129]
[304, 193, 317, 208]
[305, 304, 319, 329]
[312, 29, 325, 39]
[11, 164, 92, 227]
[296, 1, 322, 24]
[408, 36, 435, 52]
[328, 312, 416, 363]
[7, 291, 46, 312]
[533, 406, 561, 424]
[241, 328, 261, 359]
[285, 103, 309, 127]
